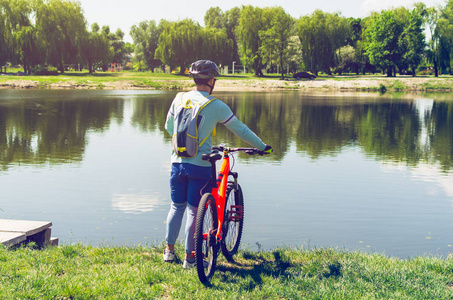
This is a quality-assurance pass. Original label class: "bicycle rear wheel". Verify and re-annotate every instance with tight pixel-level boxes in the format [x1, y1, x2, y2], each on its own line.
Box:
[221, 183, 244, 260]
[195, 193, 218, 284]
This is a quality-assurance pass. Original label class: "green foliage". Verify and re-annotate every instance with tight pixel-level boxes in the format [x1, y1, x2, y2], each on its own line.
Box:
[205, 6, 241, 64]
[155, 19, 203, 73]
[31, 64, 58, 75]
[236, 5, 271, 76]
[35, 0, 87, 73]
[81, 23, 111, 73]
[201, 27, 233, 66]
[297, 10, 351, 75]
[365, 10, 405, 76]
[130, 20, 162, 71]
[259, 7, 295, 79]
[400, 8, 426, 75]
[0, 0, 129, 74]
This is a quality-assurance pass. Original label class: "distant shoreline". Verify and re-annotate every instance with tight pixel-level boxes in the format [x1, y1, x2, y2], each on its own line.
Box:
[1, 73, 453, 93]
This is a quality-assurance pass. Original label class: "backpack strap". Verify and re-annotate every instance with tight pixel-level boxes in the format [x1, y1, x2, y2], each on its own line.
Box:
[198, 95, 217, 147]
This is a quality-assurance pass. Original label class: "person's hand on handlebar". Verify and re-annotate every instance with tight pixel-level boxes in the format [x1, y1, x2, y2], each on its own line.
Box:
[258, 145, 273, 156]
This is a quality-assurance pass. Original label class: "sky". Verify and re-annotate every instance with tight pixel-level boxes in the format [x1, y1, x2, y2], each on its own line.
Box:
[77, 0, 445, 43]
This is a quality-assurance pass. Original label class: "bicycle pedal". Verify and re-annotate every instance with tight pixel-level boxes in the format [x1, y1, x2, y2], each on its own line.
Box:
[229, 205, 243, 221]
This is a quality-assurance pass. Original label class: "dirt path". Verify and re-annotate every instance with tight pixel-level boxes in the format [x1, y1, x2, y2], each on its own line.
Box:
[1, 76, 452, 92]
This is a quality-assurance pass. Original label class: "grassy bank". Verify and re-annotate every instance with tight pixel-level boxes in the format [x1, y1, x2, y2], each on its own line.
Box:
[1, 243, 453, 299]
[2, 70, 453, 92]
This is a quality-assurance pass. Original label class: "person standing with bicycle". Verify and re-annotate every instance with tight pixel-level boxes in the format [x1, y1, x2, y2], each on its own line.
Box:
[163, 60, 272, 268]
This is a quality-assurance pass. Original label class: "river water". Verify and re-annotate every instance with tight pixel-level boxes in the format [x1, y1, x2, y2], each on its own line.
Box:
[0, 89, 452, 258]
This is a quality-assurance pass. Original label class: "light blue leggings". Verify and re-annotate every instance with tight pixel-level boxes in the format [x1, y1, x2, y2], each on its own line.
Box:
[165, 202, 198, 255]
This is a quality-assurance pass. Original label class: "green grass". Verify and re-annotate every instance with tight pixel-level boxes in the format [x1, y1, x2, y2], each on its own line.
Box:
[2, 70, 453, 92]
[1, 243, 453, 299]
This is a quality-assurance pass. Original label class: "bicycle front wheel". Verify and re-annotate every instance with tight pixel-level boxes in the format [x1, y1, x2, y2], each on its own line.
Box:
[195, 193, 218, 284]
[221, 183, 244, 260]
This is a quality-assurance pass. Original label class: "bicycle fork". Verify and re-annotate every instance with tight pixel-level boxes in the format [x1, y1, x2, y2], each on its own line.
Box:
[227, 172, 243, 222]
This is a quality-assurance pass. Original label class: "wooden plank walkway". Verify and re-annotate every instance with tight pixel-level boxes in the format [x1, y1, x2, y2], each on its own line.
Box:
[0, 219, 58, 247]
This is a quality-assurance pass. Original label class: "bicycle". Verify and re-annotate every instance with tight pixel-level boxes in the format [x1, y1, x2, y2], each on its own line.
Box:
[194, 144, 269, 284]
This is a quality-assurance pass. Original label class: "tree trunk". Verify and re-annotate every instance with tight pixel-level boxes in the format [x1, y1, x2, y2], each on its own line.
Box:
[434, 58, 438, 77]
[59, 61, 64, 74]
[386, 67, 393, 77]
[280, 52, 284, 80]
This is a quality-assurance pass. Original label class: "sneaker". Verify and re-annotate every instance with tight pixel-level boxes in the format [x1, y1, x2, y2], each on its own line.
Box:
[183, 258, 209, 269]
[163, 249, 175, 263]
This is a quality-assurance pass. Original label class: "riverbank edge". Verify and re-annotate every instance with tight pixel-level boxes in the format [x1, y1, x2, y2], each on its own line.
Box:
[2, 75, 453, 93]
[1, 243, 453, 299]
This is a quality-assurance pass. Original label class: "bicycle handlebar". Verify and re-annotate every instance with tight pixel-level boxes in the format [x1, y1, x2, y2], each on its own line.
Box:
[212, 144, 270, 156]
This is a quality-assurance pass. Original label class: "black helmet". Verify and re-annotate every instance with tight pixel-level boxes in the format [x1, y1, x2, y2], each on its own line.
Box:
[189, 60, 220, 79]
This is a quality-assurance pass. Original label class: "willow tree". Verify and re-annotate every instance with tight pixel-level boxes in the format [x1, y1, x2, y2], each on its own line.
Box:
[0, 1, 10, 71]
[130, 20, 162, 71]
[202, 27, 233, 66]
[236, 5, 270, 76]
[204, 6, 241, 65]
[81, 23, 110, 73]
[259, 6, 294, 79]
[36, 0, 87, 73]
[0, 0, 42, 73]
[297, 10, 350, 75]
[155, 19, 202, 73]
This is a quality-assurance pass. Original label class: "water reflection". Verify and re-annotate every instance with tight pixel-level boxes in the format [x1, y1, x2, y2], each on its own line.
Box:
[112, 193, 167, 214]
[0, 92, 124, 170]
[1, 90, 452, 172]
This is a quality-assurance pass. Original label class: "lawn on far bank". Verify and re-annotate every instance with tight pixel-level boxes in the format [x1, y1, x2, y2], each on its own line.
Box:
[2, 69, 453, 92]
[1, 243, 453, 299]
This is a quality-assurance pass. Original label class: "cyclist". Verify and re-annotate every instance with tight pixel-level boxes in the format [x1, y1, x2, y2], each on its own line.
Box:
[163, 59, 272, 268]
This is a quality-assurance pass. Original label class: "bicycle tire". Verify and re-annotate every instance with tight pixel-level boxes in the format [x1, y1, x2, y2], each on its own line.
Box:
[221, 183, 244, 260]
[194, 193, 218, 284]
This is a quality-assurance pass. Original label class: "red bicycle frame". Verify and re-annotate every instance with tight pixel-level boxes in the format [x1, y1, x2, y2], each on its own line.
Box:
[211, 150, 232, 241]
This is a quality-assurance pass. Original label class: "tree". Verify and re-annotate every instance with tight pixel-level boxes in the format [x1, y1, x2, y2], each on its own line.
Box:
[36, 0, 87, 73]
[400, 8, 425, 76]
[130, 20, 162, 71]
[365, 9, 406, 77]
[16, 25, 42, 73]
[201, 27, 232, 66]
[0, 0, 42, 73]
[204, 6, 241, 66]
[0, 0, 11, 72]
[424, 5, 441, 76]
[204, 7, 224, 29]
[110, 28, 127, 64]
[236, 5, 270, 76]
[81, 23, 110, 73]
[297, 10, 350, 75]
[286, 36, 303, 74]
[335, 45, 356, 74]
[154, 19, 202, 73]
[259, 7, 294, 79]
[224, 7, 241, 64]
[438, 0, 453, 74]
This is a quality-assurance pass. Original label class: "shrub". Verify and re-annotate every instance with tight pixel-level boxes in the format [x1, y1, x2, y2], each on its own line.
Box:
[32, 65, 59, 76]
